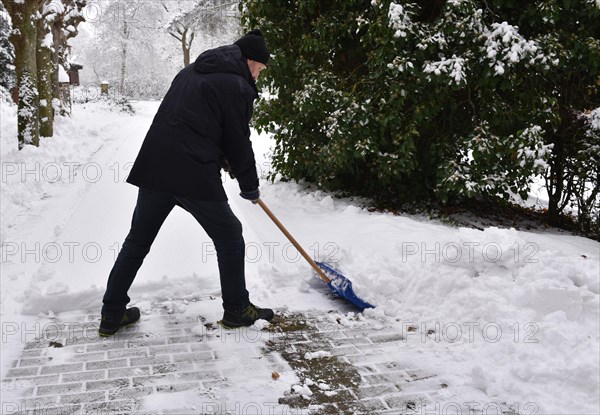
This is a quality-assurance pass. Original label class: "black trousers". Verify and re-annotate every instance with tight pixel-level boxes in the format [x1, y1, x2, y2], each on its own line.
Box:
[101, 188, 249, 321]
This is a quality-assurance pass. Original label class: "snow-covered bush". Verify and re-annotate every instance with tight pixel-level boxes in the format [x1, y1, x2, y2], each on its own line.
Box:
[571, 108, 600, 234]
[242, 0, 599, 233]
[0, 3, 15, 92]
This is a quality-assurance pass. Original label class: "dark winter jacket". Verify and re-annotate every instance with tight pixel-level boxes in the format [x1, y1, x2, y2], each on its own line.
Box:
[126, 45, 259, 200]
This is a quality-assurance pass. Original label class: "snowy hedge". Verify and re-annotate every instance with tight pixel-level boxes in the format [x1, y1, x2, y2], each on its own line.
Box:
[0, 3, 15, 92]
[242, 0, 599, 233]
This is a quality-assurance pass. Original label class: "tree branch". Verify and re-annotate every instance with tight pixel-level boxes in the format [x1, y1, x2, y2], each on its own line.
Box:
[168, 32, 182, 42]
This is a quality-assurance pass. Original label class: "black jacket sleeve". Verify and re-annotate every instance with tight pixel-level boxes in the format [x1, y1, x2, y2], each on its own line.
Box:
[220, 88, 259, 192]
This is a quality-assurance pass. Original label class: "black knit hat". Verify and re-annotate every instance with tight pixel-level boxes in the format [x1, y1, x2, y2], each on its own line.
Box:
[234, 29, 270, 65]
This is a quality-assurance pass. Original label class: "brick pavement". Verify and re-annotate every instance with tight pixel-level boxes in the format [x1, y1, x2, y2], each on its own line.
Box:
[1, 298, 516, 415]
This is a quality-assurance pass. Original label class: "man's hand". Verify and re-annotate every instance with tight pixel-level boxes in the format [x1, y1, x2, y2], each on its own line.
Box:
[240, 189, 260, 203]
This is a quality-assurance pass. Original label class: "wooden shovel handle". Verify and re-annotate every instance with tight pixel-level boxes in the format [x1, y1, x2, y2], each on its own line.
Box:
[256, 198, 331, 284]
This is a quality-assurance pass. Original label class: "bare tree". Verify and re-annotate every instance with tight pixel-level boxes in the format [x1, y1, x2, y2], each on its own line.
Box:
[75, 0, 177, 100]
[50, 1, 86, 115]
[98, 1, 162, 96]
[163, 0, 239, 68]
[37, 1, 86, 137]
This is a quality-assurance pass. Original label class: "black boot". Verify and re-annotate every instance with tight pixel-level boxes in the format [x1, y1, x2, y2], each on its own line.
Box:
[221, 304, 274, 328]
[99, 307, 141, 337]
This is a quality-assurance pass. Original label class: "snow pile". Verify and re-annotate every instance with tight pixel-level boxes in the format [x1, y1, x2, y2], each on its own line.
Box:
[256, 179, 598, 414]
[292, 382, 313, 400]
[304, 350, 332, 360]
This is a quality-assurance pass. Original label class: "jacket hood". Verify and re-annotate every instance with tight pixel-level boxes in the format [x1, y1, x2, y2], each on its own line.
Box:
[194, 45, 257, 94]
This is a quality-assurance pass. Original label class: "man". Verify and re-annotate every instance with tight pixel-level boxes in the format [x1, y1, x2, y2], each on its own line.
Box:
[98, 30, 273, 336]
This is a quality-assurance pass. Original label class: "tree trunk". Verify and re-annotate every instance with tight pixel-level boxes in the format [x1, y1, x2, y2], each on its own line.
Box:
[186, 31, 194, 67]
[547, 136, 564, 224]
[37, 16, 54, 138]
[3, 0, 45, 149]
[51, 20, 64, 114]
[51, 1, 86, 116]
[546, 95, 578, 225]
[182, 28, 190, 68]
[120, 19, 129, 97]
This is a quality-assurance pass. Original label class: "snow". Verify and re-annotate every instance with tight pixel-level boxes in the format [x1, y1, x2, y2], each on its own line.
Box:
[390, 7, 555, 81]
[292, 384, 313, 396]
[58, 65, 69, 83]
[423, 55, 467, 85]
[41, 33, 53, 49]
[388, 2, 413, 38]
[583, 107, 600, 131]
[482, 22, 550, 73]
[43, 0, 66, 16]
[317, 382, 330, 390]
[1, 99, 599, 413]
[304, 350, 332, 360]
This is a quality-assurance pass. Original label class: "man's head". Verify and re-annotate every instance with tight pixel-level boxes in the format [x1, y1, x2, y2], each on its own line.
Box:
[234, 29, 270, 80]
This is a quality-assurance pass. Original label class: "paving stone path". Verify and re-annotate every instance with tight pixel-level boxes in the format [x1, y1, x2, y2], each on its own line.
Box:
[1, 298, 506, 415]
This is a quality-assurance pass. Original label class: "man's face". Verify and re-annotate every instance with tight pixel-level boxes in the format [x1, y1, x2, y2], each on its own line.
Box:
[248, 59, 267, 81]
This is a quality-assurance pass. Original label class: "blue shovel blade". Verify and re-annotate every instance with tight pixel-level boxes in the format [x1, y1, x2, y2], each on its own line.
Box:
[316, 261, 375, 310]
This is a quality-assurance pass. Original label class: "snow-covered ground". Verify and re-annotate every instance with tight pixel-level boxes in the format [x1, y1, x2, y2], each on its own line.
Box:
[1, 99, 599, 414]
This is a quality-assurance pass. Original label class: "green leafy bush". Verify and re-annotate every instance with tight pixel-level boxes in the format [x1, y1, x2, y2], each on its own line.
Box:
[242, 0, 599, 232]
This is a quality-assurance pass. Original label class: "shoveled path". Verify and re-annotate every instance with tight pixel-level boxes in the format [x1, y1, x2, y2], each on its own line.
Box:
[1, 297, 513, 415]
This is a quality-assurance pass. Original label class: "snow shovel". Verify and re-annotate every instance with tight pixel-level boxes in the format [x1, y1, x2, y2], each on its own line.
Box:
[256, 198, 374, 310]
